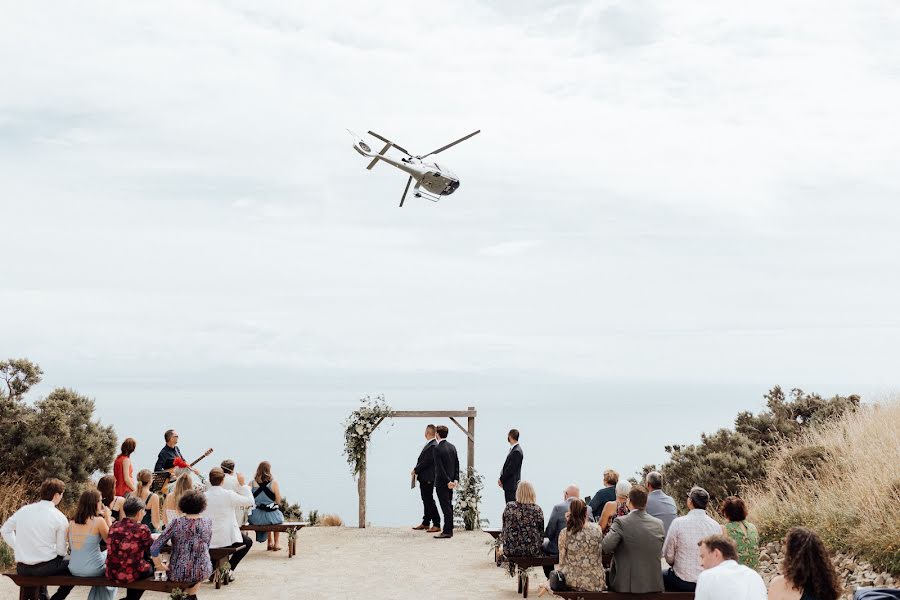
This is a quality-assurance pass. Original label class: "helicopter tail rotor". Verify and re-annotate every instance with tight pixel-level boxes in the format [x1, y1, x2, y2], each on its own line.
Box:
[399, 176, 412, 208]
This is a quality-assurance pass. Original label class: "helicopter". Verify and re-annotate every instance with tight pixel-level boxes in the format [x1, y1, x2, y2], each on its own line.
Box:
[348, 129, 480, 207]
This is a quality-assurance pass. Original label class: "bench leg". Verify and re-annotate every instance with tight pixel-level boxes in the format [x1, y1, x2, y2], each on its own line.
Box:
[517, 568, 523, 594]
[523, 571, 529, 598]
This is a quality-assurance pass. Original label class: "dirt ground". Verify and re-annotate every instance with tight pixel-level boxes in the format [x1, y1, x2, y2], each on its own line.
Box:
[1, 527, 548, 600]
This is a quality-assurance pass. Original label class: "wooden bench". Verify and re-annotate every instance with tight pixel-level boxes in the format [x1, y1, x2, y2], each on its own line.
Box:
[553, 593, 694, 600]
[505, 555, 559, 598]
[483, 528, 502, 565]
[240, 521, 308, 558]
[3, 571, 183, 600]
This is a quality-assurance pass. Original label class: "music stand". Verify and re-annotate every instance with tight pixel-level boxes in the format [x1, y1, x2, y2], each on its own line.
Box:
[150, 471, 171, 494]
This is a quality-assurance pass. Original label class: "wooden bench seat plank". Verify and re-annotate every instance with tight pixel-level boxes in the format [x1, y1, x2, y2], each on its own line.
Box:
[240, 522, 308, 558]
[553, 593, 694, 600]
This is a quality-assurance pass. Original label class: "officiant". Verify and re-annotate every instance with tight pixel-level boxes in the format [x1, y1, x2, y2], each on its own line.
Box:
[411, 424, 440, 533]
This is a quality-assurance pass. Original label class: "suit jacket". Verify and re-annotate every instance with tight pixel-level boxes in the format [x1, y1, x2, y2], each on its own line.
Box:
[500, 444, 523, 489]
[544, 497, 594, 555]
[433, 440, 460, 485]
[204, 485, 254, 548]
[588, 484, 617, 517]
[414, 439, 437, 483]
[646, 489, 678, 535]
[601, 509, 666, 593]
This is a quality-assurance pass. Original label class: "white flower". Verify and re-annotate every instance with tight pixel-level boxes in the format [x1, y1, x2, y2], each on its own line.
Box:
[356, 425, 364, 434]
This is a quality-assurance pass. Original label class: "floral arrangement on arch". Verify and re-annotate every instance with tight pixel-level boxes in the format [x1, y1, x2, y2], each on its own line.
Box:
[453, 467, 485, 531]
[342, 395, 393, 477]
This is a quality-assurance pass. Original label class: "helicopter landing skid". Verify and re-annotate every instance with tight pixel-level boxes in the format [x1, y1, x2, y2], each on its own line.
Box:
[413, 190, 442, 203]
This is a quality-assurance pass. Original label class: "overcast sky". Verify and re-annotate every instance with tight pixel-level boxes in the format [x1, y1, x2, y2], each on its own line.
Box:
[3, 1, 900, 394]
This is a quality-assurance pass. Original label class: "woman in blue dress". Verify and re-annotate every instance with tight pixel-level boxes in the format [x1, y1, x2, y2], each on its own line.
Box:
[68, 490, 115, 600]
[248, 461, 284, 549]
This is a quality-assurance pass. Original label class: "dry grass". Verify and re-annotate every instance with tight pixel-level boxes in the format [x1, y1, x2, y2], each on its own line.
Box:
[318, 514, 344, 527]
[0, 476, 31, 568]
[745, 401, 900, 575]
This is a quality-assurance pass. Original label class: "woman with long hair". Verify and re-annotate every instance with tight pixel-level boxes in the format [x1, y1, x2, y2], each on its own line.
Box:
[96, 474, 125, 521]
[767, 527, 841, 600]
[113, 438, 137, 497]
[163, 472, 194, 527]
[248, 461, 284, 549]
[539, 498, 605, 596]
[131, 469, 162, 532]
[68, 489, 114, 600]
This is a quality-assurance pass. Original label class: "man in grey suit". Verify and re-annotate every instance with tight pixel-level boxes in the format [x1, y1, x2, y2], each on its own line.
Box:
[645, 471, 678, 534]
[541, 484, 594, 576]
[601, 485, 666, 593]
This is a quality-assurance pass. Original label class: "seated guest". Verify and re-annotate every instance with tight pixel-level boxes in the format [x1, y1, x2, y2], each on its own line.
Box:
[150, 490, 213, 600]
[645, 470, 678, 534]
[542, 484, 593, 577]
[0, 478, 73, 600]
[719, 495, 759, 569]
[539, 499, 604, 597]
[97, 475, 125, 521]
[602, 485, 666, 593]
[131, 470, 162, 533]
[68, 489, 114, 600]
[219, 460, 248, 525]
[203, 467, 254, 582]
[588, 469, 619, 518]
[106, 496, 153, 600]
[113, 438, 137, 497]
[599, 479, 631, 534]
[767, 527, 841, 600]
[248, 461, 284, 549]
[163, 472, 194, 527]
[695, 534, 766, 600]
[662, 486, 722, 592]
[500, 480, 545, 558]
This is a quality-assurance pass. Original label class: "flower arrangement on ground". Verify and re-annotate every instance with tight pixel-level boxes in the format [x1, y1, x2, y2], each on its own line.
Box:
[453, 467, 485, 531]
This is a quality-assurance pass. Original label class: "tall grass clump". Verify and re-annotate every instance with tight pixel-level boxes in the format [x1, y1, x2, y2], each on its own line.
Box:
[0, 476, 30, 568]
[745, 401, 900, 575]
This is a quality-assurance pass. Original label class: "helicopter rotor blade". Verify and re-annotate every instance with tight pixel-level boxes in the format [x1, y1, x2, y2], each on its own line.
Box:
[419, 130, 480, 158]
[368, 131, 412, 156]
[399, 176, 412, 208]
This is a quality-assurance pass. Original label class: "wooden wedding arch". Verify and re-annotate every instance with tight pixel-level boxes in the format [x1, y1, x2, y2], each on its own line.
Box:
[357, 407, 477, 528]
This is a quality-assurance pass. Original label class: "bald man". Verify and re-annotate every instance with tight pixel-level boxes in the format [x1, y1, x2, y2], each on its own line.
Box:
[543, 484, 594, 555]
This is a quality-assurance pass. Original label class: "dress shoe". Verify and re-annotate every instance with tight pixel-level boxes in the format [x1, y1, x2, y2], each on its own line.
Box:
[412, 524, 428, 530]
[433, 532, 453, 539]
[427, 526, 441, 533]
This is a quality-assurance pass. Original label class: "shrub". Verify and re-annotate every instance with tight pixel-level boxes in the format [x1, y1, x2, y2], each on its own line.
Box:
[745, 401, 900, 575]
[0, 477, 30, 569]
[277, 497, 303, 522]
[318, 514, 343, 527]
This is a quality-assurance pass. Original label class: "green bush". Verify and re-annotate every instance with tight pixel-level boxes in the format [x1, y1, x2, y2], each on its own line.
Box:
[0, 539, 13, 569]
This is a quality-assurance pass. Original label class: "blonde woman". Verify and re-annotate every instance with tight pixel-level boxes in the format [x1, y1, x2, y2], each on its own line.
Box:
[163, 473, 193, 527]
[599, 479, 632, 534]
[131, 469, 162, 532]
[500, 480, 545, 557]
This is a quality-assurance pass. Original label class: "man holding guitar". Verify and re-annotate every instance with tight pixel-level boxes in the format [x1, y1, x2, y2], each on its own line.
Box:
[154, 429, 212, 478]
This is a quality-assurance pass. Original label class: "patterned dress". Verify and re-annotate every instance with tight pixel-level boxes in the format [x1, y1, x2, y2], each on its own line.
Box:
[501, 501, 544, 557]
[106, 518, 153, 584]
[558, 523, 606, 592]
[724, 520, 760, 570]
[603, 501, 630, 534]
[150, 517, 213, 584]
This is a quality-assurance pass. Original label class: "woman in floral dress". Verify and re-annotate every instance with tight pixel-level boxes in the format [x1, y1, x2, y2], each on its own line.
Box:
[719, 496, 760, 569]
[539, 499, 605, 596]
[500, 480, 544, 558]
[150, 490, 212, 600]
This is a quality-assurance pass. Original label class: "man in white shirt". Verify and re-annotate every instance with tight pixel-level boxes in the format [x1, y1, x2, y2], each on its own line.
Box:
[0, 479, 73, 600]
[695, 534, 767, 600]
[203, 467, 255, 582]
[662, 486, 722, 592]
[219, 460, 250, 525]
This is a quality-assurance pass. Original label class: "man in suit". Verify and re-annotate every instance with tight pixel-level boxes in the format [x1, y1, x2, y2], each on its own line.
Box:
[411, 424, 440, 533]
[498, 428, 523, 503]
[541, 484, 594, 576]
[588, 469, 619, 517]
[432, 425, 459, 539]
[601, 485, 666, 593]
[645, 470, 678, 535]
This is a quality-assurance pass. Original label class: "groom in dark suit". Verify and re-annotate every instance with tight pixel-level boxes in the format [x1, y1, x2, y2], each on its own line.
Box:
[498, 428, 523, 503]
[432, 425, 459, 539]
[411, 424, 440, 533]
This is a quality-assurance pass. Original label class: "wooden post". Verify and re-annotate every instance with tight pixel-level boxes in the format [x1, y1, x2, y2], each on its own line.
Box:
[467, 406, 475, 474]
[358, 444, 367, 528]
